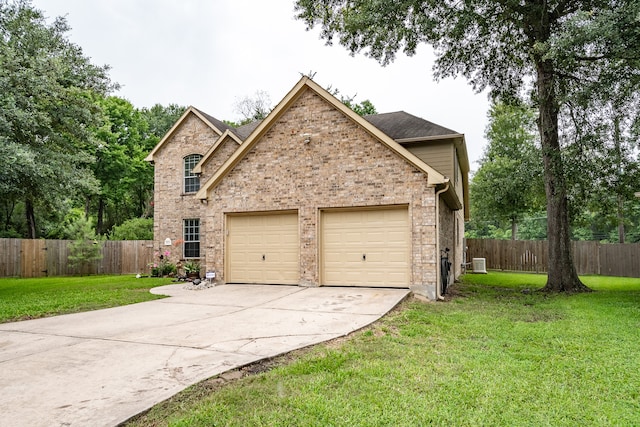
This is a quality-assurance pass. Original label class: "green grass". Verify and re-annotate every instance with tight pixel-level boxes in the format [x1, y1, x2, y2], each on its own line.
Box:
[0, 275, 173, 323]
[127, 272, 640, 427]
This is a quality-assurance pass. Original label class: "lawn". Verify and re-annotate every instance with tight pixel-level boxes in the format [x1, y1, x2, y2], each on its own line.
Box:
[127, 272, 640, 426]
[0, 275, 173, 323]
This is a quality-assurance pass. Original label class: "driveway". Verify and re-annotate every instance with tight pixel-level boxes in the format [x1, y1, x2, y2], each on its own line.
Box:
[0, 284, 409, 426]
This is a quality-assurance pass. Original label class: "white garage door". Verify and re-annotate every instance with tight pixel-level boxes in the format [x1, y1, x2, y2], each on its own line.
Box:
[321, 207, 410, 288]
[227, 212, 299, 285]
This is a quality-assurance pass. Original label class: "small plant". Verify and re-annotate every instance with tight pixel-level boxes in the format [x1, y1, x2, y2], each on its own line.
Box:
[150, 250, 177, 277]
[183, 260, 201, 277]
[65, 216, 103, 274]
[160, 262, 177, 276]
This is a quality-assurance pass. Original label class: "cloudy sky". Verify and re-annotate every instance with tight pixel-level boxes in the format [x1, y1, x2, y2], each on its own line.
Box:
[33, 0, 490, 167]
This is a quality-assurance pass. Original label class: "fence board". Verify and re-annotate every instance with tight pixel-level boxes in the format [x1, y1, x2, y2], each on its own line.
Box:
[467, 239, 640, 278]
[0, 239, 20, 277]
[0, 239, 155, 278]
[20, 240, 47, 278]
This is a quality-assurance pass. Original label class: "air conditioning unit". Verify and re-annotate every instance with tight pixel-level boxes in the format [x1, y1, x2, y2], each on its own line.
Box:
[472, 258, 487, 274]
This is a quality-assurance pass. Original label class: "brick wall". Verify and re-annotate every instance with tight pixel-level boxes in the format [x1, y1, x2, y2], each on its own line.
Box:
[203, 88, 440, 297]
[151, 113, 220, 264]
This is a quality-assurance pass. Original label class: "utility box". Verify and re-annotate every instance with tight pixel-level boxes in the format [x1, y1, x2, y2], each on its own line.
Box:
[472, 258, 487, 274]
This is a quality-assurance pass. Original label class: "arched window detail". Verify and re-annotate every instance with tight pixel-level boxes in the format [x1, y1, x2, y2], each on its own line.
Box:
[184, 154, 203, 193]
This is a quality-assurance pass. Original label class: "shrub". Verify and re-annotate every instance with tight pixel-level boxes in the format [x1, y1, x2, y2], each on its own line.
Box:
[65, 216, 103, 272]
[110, 218, 153, 240]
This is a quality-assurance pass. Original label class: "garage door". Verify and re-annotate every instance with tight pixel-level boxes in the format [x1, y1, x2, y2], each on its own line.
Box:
[227, 212, 299, 284]
[321, 207, 410, 288]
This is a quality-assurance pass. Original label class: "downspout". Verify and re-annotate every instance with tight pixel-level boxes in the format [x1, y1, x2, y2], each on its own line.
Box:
[435, 179, 450, 301]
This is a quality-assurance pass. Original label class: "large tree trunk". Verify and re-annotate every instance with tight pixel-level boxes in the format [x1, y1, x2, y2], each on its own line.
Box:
[614, 113, 625, 243]
[25, 198, 37, 239]
[511, 218, 518, 241]
[96, 197, 105, 235]
[617, 194, 625, 243]
[536, 60, 591, 293]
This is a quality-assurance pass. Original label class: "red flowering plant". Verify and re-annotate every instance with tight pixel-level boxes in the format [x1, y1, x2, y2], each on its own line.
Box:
[148, 239, 186, 277]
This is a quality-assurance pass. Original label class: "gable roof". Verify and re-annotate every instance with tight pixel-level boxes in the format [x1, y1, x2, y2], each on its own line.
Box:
[365, 111, 459, 140]
[235, 120, 262, 140]
[195, 76, 449, 200]
[194, 108, 235, 134]
[192, 129, 242, 175]
[144, 106, 230, 162]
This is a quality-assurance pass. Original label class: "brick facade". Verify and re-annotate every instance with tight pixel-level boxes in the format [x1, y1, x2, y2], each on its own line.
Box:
[151, 113, 224, 265]
[148, 80, 467, 299]
[202, 88, 447, 297]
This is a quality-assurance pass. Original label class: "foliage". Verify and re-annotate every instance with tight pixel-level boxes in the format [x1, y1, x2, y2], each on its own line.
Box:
[109, 217, 153, 240]
[90, 96, 156, 234]
[140, 103, 186, 138]
[183, 260, 200, 274]
[149, 249, 177, 277]
[232, 90, 272, 126]
[127, 272, 640, 426]
[65, 215, 103, 271]
[0, 0, 113, 238]
[471, 102, 544, 239]
[326, 84, 378, 116]
[0, 2, 187, 239]
[0, 275, 171, 323]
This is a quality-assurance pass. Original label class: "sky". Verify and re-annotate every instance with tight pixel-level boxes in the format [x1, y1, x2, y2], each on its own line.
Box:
[32, 0, 490, 168]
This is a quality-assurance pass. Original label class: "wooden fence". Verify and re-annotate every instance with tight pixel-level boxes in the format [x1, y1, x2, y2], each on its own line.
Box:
[0, 239, 155, 278]
[466, 239, 640, 278]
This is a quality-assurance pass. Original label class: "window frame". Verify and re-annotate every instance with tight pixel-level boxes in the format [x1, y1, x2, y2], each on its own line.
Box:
[183, 154, 203, 194]
[183, 218, 200, 259]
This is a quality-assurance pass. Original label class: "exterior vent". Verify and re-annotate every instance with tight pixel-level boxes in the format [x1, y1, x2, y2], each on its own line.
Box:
[472, 258, 487, 274]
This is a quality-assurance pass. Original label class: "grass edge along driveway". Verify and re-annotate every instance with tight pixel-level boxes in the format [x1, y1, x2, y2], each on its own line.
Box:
[127, 272, 640, 427]
[0, 275, 173, 323]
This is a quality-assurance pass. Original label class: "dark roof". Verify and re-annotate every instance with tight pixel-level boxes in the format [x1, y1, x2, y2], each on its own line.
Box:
[192, 107, 262, 141]
[193, 108, 457, 143]
[234, 120, 262, 140]
[193, 108, 235, 134]
[364, 111, 458, 140]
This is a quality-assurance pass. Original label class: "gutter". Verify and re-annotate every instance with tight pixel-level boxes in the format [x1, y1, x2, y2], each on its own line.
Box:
[434, 179, 450, 301]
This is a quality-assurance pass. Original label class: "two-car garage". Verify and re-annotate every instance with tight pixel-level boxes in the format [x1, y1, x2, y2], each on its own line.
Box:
[226, 207, 410, 288]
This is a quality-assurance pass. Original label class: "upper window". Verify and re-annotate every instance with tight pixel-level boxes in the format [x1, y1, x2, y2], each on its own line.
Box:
[184, 154, 203, 193]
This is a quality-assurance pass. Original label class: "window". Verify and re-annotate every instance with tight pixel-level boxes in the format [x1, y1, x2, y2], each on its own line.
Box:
[183, 219, 200, 258]
[184, 154, 203, 193]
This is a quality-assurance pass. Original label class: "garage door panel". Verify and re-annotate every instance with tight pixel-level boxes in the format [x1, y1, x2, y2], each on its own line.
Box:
[322, 208, 409, 288]
[227, 213, 299, 285]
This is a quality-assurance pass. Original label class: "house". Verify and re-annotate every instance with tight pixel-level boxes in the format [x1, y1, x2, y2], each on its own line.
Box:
[145, 77, 469, 300]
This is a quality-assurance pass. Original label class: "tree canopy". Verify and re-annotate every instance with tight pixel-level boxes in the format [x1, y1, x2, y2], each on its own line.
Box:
[471, 102, 544, 240]
[0, 0, 186, 239]
[0, 0, 112, 238]
[295, 0, 640, 293]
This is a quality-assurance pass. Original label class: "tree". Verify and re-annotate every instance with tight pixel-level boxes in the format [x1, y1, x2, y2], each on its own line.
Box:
[471, 102, 543, 239]
[294, 0, 640, 293]
[232, 90, 272, 125]
[91, 96, 151, 234]
[109, 217, 153, 240]
[0, 0, 112, 238]
[324, 83, 378, 116]
[141, 103, 186, 138]
[65, 215, 103, 273]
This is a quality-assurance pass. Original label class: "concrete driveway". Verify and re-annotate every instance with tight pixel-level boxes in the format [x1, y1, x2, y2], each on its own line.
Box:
[0, 283, 409, 426]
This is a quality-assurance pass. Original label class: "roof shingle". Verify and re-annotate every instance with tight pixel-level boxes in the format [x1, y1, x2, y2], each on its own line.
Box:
[364, 111, 459, 140]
